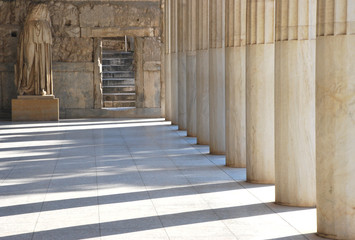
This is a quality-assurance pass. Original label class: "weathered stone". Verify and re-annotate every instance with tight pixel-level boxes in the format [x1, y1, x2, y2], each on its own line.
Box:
[134, 37, 144, 108]
[0, 71, 17, 110]
[143, 61, 160, 71]
[79, 4, 115, 28]
[0, 2, 13, 25]
[143, 37, 162, 61]
[52, 37, 93, 62]
[134, 37, 161, 109]
[81, 27, 155, 38]
[52, 62, 93, 72]
[79, 3, 160, 28]
[143, 37, 161, 109]
[54, 70, 93, 110]
[0, 0, 163, 118]
[50, 3, 80, 37]
[0, 37, 18, 63]
[144, 71, 160, 108]
[0, 25, 20, 63]
[0, 0, 29, 25]
[102, 39, 133, 52]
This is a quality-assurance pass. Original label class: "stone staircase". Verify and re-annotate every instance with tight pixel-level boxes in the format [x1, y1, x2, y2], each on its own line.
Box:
[102, 50, 136, 108]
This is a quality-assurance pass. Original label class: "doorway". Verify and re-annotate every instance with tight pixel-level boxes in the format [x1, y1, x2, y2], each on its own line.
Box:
[102, 37, 136, 109]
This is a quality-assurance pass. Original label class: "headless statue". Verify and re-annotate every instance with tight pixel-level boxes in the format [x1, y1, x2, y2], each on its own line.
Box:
[15, 3, 53, 96]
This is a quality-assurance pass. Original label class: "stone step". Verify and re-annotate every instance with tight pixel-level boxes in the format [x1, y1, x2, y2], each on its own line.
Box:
[102, 86, 135, 93]
[102, 79, 135, 86]
[102, 65, 133, 72]
[103, 71, 134, 78]
[102, 50, 136, 108]
[103, 93, 136, 101]
[102, 58, 133, 66]
[104, 101, 136, 108]
[102, 51, 134, 59]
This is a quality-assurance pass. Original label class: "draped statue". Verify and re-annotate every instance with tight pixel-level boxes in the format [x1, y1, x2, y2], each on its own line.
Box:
[15, 3, 53, 96]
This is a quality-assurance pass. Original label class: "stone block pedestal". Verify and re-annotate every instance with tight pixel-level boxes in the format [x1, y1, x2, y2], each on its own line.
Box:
[12, 96, 59, 121]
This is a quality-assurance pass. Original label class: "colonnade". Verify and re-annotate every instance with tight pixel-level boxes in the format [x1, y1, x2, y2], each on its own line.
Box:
[164, 0, 355, 239]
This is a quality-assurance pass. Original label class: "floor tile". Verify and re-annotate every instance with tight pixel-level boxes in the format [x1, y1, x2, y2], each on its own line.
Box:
[0, 118, 327, 240]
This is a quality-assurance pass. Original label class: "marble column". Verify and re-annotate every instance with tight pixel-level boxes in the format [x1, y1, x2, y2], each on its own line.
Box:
[160, 0, 166, 118]
[196, 0, 209, 145]
[225, 0, 246, 168]
[316, 1, 355, 239]
[165, 0, 172, 121]
[246, 0, 275, 183]
[209, 0, 225, 155]
[177, 0, 187, 130]
[274, 0, 316, 207]
[186, 0, 197, 137]
[170, 0, 179, 125]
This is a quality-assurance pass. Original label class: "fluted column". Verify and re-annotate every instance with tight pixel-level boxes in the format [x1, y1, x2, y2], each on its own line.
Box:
[225, 0, 246, 167]
[177, 0, 187, 130]
[170, 0, 179, 125]
[246, 0, 275, 183]
[165, 0, 172, 121]
[196, 0, 209, 145]
[316, 1, 355, 239]
[209, 0, 225, 154]
[186, 0, 197, 137]
[274, 0, 316, 207]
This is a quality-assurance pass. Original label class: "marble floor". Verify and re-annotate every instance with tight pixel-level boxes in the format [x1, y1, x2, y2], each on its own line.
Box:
[0, 118, 327, 240]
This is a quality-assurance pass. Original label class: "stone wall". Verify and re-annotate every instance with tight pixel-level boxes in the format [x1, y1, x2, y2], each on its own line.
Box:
[0, 0, 163, 118]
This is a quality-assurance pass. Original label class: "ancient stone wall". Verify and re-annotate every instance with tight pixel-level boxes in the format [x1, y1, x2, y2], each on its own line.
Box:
[0, 0, 162, 118]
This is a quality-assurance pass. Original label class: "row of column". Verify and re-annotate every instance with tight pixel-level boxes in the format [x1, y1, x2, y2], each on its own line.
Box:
[164, 0, 355, 239]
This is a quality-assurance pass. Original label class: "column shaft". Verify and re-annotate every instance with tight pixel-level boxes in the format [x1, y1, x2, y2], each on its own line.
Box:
[170, 0, 179, 125]
[177, 0, 187, 130]
[274, 0, 316, 207]
[186, 0, 197, 137]
[196, 0, 209, 145]
[209, 0, 225, 154]
[246, 0, 275, 183]
[165, 0, 172, 121]
[161, 0, 166, 118]
[225, 0, 246, 167]
[316, 1, 355, 238]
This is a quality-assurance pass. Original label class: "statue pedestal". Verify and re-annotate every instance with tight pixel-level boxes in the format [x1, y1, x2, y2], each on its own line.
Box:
[12, 95, 59, 121]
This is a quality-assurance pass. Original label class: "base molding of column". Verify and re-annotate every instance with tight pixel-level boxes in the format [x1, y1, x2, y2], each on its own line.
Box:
[247, 179, 274, 185]
[316, 233, 337, 240]
[274, 201, 315, 208]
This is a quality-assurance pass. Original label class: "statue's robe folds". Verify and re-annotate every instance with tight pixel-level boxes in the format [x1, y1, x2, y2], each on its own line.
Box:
[15, 4, 53, 96]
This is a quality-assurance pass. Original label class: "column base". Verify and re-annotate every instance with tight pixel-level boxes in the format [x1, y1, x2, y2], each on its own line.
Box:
[12, 95, 59, 121]
[316, 232, 337, 240]
[274, 201, 315, 208]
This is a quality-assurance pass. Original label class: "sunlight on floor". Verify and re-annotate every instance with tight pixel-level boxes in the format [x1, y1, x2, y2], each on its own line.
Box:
[0, 118, 325, 240]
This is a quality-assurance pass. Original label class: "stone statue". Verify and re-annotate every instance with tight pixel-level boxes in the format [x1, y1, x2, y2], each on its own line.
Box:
[15, 3, 53, 96]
